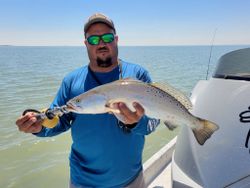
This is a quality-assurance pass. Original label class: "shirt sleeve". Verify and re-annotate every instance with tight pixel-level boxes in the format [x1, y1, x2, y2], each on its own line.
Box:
[138, 69, 152, 83]
[34, 78, 73, 137]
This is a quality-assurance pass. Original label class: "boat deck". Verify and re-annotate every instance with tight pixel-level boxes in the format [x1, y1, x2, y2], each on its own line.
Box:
[143, 137, 176, 188]
[148, 163, 172, 188]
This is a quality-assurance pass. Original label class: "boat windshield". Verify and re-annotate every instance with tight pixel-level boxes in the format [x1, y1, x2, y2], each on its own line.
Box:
[213, 48, 250, 81]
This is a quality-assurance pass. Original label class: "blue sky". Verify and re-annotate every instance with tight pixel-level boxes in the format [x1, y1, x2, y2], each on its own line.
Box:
[1, 0, 250, 46]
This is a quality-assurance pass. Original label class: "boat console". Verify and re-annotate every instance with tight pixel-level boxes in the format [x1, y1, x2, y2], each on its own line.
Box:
[172, 48, 250, 188]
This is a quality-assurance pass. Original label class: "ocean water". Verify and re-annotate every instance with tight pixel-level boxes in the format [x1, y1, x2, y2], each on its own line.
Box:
[0, 45, 249, 188]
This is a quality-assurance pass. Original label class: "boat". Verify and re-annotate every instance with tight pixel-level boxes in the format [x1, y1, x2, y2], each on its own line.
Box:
[143, 47, 250, 188]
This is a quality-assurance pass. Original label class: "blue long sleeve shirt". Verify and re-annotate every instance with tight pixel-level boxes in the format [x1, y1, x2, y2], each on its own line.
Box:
[35, 60, 160, 187]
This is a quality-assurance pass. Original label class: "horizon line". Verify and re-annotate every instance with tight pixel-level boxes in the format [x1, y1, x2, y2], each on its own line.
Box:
[1, 44, 250, 47]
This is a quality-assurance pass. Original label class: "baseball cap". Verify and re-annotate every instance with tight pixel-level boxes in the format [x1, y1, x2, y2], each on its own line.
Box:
[84, 13, 116, 34]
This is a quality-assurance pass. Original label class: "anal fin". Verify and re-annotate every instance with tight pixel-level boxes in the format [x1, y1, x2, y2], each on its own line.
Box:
[164, 120, 178, 131]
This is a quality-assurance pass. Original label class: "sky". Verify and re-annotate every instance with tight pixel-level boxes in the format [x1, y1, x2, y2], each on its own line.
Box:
[0, 0, 250, 46]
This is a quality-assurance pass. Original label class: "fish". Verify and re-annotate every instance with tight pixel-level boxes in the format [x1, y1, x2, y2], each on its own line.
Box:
[66, 79, 219, 145]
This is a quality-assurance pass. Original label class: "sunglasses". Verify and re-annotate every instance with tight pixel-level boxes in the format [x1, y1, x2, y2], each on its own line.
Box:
[87, 33, 115, 45]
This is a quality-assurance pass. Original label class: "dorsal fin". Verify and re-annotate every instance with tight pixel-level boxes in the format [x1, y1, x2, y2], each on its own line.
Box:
[150, 82, 192, 110]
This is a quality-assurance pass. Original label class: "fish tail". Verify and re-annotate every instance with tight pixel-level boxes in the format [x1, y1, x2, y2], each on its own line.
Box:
[192, 119, 219, 145]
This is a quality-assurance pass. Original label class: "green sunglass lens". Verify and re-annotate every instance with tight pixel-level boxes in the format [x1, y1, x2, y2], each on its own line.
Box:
[88, 36, 100, 45]
[102, 34, 114, 43]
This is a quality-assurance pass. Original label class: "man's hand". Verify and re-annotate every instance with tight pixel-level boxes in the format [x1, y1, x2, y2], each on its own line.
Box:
[113, 102, 145, 125]
[16, 112, 43, 133]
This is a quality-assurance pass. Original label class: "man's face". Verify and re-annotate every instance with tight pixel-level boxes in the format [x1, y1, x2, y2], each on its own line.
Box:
[85, 23, 118, 69]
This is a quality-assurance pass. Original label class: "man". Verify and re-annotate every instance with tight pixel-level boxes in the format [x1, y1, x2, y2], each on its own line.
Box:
[16, 13, 160, 188]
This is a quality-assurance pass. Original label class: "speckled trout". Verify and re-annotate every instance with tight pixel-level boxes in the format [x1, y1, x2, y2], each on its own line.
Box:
[67, 79, 219, 145]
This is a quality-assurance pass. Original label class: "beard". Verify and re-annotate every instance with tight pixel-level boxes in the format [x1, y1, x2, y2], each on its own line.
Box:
[96, 56, 113, 68]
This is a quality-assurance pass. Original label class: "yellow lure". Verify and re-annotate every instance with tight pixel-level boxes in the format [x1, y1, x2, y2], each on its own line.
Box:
[40, 108, 59, 128]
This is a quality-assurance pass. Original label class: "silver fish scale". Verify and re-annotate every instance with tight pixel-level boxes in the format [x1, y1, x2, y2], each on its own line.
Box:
[150, 82, 192, 110]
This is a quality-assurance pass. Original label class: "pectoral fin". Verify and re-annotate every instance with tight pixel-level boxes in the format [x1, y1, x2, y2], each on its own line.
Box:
[105, 106, 120, 114]
[105, 103, 120, 114]
[113, 113, 126, 123]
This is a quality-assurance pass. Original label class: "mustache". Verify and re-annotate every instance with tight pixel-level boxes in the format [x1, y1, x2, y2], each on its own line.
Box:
[97, 47, 109, 51]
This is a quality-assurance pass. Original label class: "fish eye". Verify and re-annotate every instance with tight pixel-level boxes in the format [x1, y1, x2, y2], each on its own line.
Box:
[75, 98, 80, 103]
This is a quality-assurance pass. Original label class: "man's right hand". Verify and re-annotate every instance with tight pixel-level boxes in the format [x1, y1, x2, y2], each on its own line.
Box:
[16, 112, 43, 133]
